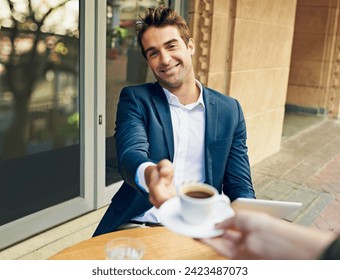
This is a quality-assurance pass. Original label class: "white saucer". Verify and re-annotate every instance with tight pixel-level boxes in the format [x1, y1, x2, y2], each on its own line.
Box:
[159, 196, 234, 239]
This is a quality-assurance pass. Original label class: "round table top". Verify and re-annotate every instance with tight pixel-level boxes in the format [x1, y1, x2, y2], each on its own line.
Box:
[49, 226, 227, 260]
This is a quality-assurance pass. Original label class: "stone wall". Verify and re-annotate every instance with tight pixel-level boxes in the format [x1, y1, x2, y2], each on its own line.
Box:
[287, 0, 340, 119]
[189, 0, 297, 165]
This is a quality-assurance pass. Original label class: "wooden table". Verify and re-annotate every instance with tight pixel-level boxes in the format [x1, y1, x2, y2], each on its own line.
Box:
[49, 227, 227, 260]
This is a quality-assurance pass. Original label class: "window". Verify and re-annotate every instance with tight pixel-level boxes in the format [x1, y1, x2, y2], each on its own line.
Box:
[0, 0, 80, 226]
[0, 0, 94, 250]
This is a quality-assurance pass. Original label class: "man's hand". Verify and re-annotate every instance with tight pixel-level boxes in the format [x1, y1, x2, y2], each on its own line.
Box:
[145, 159, 176, 208]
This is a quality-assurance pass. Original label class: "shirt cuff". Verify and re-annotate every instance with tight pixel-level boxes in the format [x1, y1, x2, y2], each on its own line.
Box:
[135, 162, 156, 193]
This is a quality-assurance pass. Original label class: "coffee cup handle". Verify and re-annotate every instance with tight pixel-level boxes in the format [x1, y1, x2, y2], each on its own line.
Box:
[215, 194, 231, 205]
[212, 194, 234, 223]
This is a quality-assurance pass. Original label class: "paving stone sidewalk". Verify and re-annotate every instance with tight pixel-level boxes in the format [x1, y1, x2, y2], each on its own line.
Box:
[251, 118, 340, 234]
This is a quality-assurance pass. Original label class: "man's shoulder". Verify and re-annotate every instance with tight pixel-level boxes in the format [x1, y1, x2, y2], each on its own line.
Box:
[203, 86, 236, 104]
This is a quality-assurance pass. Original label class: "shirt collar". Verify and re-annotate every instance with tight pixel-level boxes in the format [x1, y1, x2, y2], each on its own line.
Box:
[162, 80, 205, 108]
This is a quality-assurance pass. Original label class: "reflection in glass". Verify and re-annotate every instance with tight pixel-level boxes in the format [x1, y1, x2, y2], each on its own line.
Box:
[0, 0, 80, 226]
[105, 0, 168, 186]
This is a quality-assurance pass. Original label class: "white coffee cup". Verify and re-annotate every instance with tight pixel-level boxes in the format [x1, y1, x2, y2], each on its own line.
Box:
[178, 182, 232, 225]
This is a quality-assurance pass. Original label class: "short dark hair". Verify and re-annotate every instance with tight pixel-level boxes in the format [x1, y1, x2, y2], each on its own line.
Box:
[136, 7, 191, 58]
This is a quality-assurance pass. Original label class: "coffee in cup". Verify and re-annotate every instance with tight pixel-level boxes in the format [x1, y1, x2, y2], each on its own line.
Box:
[178, 183, 232, 225]
[185, 189, 214, 199]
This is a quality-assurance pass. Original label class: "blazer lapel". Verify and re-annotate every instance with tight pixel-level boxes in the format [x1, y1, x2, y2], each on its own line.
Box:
[203, 88, 218, 185]
[151, 83, 175, 162]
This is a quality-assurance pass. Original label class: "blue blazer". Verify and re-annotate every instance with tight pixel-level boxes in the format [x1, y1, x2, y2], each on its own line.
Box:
[93, 82, 255, 236]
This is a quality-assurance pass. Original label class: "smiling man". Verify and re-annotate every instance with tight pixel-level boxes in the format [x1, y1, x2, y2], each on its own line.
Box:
[93, 7, 255, 237]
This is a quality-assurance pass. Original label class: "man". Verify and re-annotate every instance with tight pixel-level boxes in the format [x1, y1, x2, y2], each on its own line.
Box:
[93, 7, 255, 237]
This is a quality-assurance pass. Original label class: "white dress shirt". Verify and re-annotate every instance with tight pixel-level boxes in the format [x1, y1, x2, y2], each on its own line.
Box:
[132, 80, 206, 223]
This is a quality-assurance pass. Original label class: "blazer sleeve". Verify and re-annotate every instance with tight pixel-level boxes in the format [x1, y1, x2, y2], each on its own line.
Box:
[114, 87, 154, 190]
[223, 100, 255, 201]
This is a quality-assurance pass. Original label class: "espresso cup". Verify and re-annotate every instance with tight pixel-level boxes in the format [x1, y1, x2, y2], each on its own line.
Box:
[178, 182, 231, 225]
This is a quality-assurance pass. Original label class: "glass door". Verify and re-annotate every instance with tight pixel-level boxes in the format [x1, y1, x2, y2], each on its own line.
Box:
[96, 0, 168, 207]
[97, 0, 189, 207]
[0, 0, 94, 250]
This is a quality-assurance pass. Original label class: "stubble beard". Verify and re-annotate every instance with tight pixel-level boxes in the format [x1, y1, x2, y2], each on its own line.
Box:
[153, 63, 193, 92]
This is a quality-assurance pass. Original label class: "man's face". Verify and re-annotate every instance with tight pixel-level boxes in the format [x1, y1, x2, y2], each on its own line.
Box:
[141, 25, 195, 90]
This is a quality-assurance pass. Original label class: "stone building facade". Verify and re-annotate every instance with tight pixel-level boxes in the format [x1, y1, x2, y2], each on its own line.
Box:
[189, 0, 340, 166]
